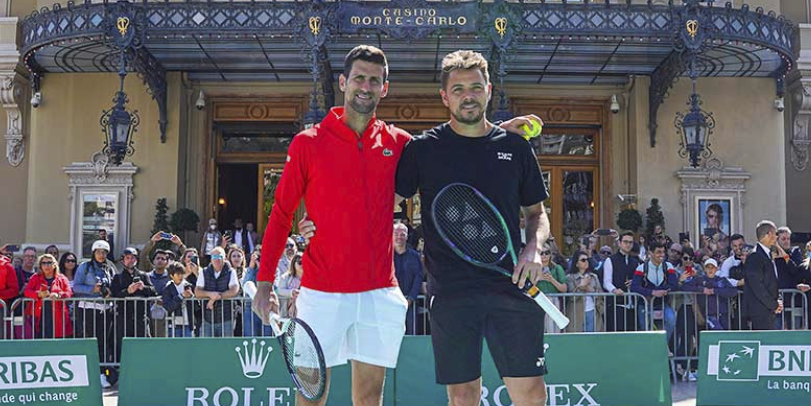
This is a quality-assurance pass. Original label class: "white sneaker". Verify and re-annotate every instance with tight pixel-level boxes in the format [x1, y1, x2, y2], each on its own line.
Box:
[688, 371, 698, 382]
[100, 373, 111, 389]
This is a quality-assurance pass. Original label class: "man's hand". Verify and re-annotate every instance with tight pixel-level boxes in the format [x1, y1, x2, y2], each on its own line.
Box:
[498, 115, 544, 135]
[541, 272, 555, 282]
[652, 290, 668, 298]
[513, 250, 543, 286]
[127, 283, 139, 294]
[150, 232, 163, 243]
[613, 288, 624, 295]
[182, 289, 193, 299]
[703, 287, 714, 295]
[776, 299, 784, 314]
[171, 234, 183, 246]
[92, 283, 102, 294]
[251, 282, 280, 325]
[737, 279, 745, 287]
[249, 251, 259, 269]
[298, 214, 316, 243]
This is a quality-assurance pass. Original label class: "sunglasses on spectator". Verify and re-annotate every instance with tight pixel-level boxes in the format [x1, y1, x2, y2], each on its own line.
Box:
[578, 258, 589, 263]
[211, 254, 224, 260]
[682, 256, 692, 261]
[40, 261, 54, 266]
[540, 251, 551, 256]
[65, 259, 76, 263]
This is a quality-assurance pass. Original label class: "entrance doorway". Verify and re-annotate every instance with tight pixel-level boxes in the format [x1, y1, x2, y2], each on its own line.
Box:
[216, 164, 258, 232]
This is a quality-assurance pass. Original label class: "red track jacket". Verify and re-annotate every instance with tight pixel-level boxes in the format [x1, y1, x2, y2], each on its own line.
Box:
[257, 107, 411, 293]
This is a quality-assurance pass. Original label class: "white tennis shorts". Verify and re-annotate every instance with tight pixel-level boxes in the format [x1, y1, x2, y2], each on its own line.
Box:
[295, 286, 407, 369]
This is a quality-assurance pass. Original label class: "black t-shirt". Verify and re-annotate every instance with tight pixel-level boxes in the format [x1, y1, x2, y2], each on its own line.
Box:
[395, 123, 548, 296]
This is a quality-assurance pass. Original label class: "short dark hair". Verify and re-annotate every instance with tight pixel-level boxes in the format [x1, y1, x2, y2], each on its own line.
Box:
[344, 45, 388, 81]
[729, 234, 745, 243]
[756, 220, 776, 240]
[154, 249, 173, 260]
[649, 241, 666, 253]
[23, 246, 36, 254]
[620, 231, 635, 241]
[167, 262, 186, 276]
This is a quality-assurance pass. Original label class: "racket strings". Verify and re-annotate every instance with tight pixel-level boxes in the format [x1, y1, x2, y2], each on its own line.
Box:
[433, 185, 509, 265]
[282, 320, 325, 399]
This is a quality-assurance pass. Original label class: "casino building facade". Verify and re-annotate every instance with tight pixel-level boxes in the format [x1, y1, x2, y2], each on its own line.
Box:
[0, 0, 809, 257]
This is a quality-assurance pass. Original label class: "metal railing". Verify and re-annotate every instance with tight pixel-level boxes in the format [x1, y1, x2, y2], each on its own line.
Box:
[2, 289, 808, 372]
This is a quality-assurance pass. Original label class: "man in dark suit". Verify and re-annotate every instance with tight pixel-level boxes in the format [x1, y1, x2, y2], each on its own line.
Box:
[744, 220, 783, 330]
[229, 217, 254, 254]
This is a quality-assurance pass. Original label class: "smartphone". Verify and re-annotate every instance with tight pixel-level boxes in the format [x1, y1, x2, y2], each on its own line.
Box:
[132, 276, 141, 283]
[594, 228, 614, 236]
[703, 228, 718, 238]
[679, 232, 690, 243]
[160, 232, 173, 240]
[190, 255, 199, 264]
[5, 245, 19, 253]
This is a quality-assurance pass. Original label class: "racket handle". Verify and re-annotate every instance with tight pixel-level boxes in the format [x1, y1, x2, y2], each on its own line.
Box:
[244, 281, 284, 335]
[526, 286, 570, 330]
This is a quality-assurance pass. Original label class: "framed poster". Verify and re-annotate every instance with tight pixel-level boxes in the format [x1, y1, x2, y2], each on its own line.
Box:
[696, 198, 732, 240]
[81, 193, 117, 259]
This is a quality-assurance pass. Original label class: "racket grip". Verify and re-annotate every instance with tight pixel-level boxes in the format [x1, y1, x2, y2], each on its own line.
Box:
[526, 286, 570, 330]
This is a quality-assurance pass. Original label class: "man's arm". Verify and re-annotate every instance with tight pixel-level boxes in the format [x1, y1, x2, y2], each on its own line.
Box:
[602, 257, 618, 293]
[406, 254, 423, 301]
[745, 255, 777, 311]
[513, 202, 550, 285]
[257, 136, 308, 285]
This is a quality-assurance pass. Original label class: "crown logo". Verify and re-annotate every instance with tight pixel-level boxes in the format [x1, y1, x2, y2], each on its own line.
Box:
[235, 339, 272, 379]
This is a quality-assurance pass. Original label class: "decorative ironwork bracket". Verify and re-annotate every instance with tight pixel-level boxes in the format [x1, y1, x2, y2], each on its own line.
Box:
[649, 52, 685, 148]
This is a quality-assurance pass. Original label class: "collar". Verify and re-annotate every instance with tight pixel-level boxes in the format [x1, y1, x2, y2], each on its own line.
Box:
[321, 107, 382, 144]
[758, 243, 772, 257]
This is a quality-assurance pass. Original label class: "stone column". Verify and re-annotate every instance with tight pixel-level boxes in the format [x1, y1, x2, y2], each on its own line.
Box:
[0, 17, 27, 167]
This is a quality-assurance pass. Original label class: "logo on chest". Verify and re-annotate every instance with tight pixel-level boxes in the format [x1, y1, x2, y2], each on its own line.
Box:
[497, 152, 513, 161]
[383, 148, 393, 157]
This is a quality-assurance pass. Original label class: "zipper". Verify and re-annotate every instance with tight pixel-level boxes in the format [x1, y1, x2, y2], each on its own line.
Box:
[358, 135, 376, 284]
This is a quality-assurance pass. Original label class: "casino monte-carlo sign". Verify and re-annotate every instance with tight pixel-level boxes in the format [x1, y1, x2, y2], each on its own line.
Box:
[339, 0, 479, 37]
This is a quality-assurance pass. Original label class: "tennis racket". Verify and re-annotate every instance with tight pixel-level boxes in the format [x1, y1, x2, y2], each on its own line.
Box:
[431, 182, 570, 329]
[243, 282, 327, 401]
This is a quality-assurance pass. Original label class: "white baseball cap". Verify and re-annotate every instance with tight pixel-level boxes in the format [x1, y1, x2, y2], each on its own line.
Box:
[703, 258, 718, 268]
[91, 240, 110, 252]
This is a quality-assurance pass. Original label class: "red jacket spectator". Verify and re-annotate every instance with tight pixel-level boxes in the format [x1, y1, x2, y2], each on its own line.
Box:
[24, 273, 73, 338]
[0, 255, 19, 303]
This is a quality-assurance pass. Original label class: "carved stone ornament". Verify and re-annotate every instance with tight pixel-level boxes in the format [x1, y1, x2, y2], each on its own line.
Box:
[0, 72, 27, 167]
[675, 157, 750, 240]
[790, 80, 811, 171]
[63, 153, 138, 259]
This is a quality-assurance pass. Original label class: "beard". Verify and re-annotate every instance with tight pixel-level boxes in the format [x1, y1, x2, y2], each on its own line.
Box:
[452, 101, 485, 125]
[348, 93, 378, 115]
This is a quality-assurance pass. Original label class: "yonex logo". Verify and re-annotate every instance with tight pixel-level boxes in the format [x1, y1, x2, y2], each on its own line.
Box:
[536, 357, 545, 368]
[235, 339, 272, 379]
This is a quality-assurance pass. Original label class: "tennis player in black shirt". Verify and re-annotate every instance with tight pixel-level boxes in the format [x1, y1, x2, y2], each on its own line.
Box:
[394, 50, 550, 406]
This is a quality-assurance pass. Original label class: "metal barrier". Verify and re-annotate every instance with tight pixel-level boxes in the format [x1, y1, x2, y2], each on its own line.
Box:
[2, 288, 807, 372]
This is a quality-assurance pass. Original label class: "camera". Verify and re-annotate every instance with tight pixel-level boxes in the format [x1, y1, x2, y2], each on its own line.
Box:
[774, 97, 784, 112]
[132, 275, 141, 283]
[195, 90, 205, 110]
[99, 279, 111, 297]
[610, 94, 620, 114]
[30, 92, 41, 108]
[190, 255, 199, 265]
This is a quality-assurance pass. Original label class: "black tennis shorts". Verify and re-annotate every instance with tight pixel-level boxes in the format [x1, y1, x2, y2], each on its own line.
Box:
[429, 288, 548, 385]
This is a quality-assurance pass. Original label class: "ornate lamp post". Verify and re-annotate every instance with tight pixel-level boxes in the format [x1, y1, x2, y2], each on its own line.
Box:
[674, 78, 714, 168]
[101, 1, 143, 165]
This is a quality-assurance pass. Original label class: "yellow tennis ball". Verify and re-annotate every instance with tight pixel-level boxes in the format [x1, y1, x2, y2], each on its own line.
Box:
[520, 120, 542, 139]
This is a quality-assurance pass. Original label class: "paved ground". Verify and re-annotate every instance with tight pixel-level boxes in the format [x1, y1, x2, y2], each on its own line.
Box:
[102, 382, 699, 406]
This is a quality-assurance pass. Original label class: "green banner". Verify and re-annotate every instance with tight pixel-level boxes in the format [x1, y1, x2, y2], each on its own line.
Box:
[118, 337, 394, 406]
[121, 333, 670, 406]
[697, 331, 811, 406]
[398, 334, 671, 406]
[0, 339, 102, 406]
